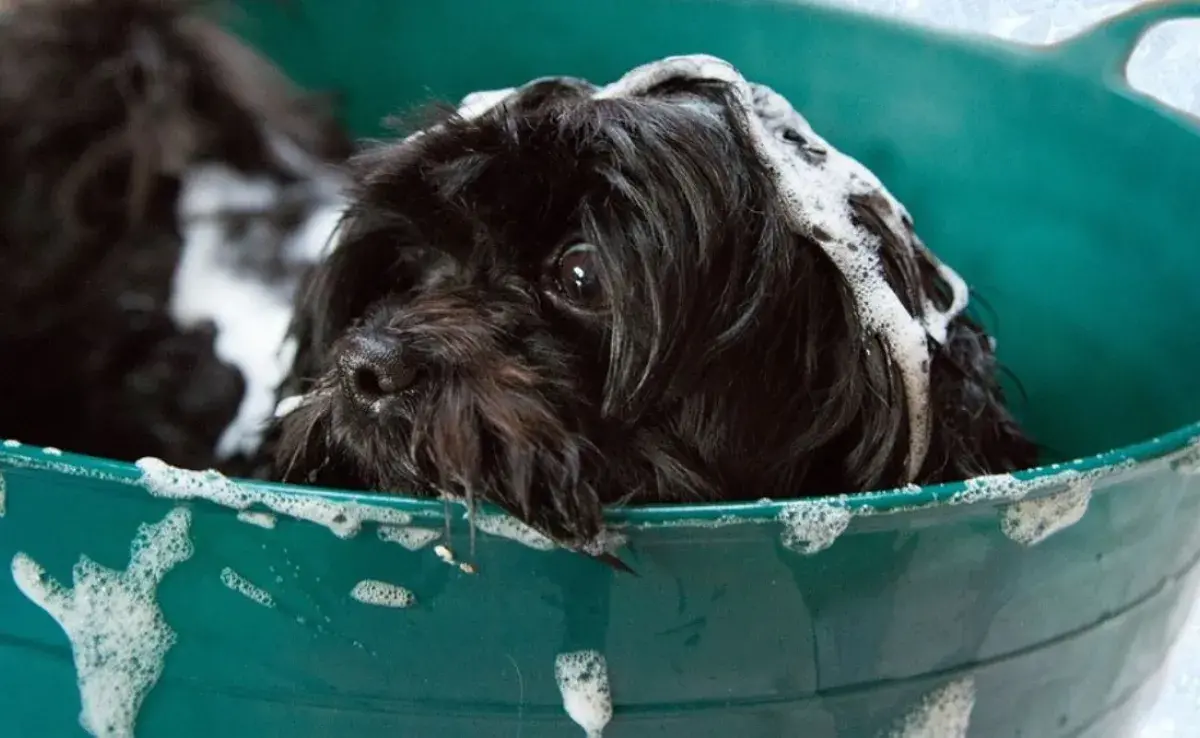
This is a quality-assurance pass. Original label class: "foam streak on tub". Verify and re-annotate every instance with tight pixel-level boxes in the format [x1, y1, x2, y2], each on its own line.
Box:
[889, 676, 976, 738]
[9, 507, 194, 738]
[377, 525, 440, 551]
[778, 500, 853, 554]
[349, 579, 416, 608]
[136, 457, 411, 538]
[555, 650, 613, 738]
[220, 567, 276, 608]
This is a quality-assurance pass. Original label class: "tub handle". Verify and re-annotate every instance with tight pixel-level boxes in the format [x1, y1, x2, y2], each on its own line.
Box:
[1048, 0, 1200, 85]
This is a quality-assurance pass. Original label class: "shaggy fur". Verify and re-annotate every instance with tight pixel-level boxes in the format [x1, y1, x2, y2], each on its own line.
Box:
[262, 77, 1039, 554]
[0, 0, 350, 467]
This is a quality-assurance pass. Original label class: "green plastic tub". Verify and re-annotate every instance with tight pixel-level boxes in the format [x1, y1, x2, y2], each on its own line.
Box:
[3, 1, 1200, 736]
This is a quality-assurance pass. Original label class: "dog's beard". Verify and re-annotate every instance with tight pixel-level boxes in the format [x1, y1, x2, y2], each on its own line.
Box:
[268, 77, 1037, 549]
[278, 289, 612, 543]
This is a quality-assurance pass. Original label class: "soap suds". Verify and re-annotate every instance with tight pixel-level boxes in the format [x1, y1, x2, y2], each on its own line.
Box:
[890, 676, 976, 738]
[378, 525, 440, 551]
[954, 462, 1132, 508]
[172, 136, 348, 459]
[555, 650, 613, 738]
[350, 579, 415, 608]
[137, 457, 411, 538]
[1000, 479, 1093, 546]
[472, 513, 557, 551]
[43, 446, 63, 456]
[10, 507, 194, 738]
[219, 567, 275, 608]
[236, 510, 277, 529]
[778, 500, 853, 554]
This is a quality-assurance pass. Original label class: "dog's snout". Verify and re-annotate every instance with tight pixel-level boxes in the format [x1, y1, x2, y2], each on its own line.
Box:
[337, 332, 418, 411]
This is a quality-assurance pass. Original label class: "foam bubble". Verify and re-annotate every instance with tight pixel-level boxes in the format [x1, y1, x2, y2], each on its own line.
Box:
[136, 457, 411, 538]
[236, 510, 277, 529]
[350, 579, 415, 608]
[472, 513, 556, 551]
[555, 650, 613, 738]
[778, 500, 853, 554]
[3, 439, 20, 448]
[378, 525, 440, 551]
[43, 446, 63, 456]
[11, 507, 194, 738]
[219, 567, 275, 608]
[1000, 480, 1093, 546]
[0, 470, 6, 517]
[891, 676, 976, 737]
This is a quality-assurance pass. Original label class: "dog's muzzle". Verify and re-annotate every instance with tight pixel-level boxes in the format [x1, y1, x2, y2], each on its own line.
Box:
[336, 330, 420, 414]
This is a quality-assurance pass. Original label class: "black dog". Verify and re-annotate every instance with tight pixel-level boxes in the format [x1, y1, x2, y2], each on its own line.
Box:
[0, 0, 351, 468]
[264, 56, 1038, 554]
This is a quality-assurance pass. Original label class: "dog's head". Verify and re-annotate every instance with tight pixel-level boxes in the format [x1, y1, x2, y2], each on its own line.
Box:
[273, 57, 1036, 549]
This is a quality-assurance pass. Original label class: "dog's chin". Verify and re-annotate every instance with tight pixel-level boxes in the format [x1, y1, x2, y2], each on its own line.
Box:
[275, 373, 609, 544]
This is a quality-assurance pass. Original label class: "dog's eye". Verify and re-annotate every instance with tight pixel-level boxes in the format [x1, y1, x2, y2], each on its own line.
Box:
[552, 242, 605, 307]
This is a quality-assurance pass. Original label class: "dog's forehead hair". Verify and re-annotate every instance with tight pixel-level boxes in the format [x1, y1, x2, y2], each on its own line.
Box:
[352, 82, 745, 248]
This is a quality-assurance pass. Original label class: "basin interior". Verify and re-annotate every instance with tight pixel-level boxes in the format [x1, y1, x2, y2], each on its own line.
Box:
[227, 0, 1200, 467]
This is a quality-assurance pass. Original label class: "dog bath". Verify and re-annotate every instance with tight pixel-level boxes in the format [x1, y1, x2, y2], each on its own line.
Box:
[3, 1, 1200, 737]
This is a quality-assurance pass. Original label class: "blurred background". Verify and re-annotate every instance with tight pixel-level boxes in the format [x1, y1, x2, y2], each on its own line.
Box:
[835, 0, 1200, 117]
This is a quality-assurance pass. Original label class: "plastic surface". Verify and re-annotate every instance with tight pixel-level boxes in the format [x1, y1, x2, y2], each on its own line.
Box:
[3, 1, 1200, 736]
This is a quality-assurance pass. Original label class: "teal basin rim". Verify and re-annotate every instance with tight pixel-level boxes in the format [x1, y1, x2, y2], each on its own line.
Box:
[3, 418, 1196, 526]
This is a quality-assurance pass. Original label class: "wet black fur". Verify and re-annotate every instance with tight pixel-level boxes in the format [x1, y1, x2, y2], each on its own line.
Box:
[0, 0, 350, 467]
[263, 78, 1038, 547]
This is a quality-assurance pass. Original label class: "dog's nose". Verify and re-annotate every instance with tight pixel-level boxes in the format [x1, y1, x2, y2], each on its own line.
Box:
[337, 332, 418, 412]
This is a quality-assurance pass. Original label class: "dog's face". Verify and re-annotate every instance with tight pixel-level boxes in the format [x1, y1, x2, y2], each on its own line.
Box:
[274, 78, 1037, 547]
